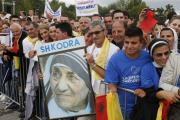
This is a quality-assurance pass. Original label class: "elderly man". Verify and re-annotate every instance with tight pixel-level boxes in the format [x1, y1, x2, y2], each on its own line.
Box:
[23, 22, 39, 120]
[111, 20, 126, 49]
[85, 20, 119, 95]
[79, 17, 91, 35]
[2, 23, 28, 114]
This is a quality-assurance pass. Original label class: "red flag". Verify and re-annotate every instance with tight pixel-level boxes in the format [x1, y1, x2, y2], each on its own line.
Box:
[162, 100, 171, 120]
[139, 10, 157, 33]
[96, 95, 108, 120]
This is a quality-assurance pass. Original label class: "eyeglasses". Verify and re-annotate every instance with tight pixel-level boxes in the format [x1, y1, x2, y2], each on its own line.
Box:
[89, 29, 104, 36]
[154, 51, 170, 57]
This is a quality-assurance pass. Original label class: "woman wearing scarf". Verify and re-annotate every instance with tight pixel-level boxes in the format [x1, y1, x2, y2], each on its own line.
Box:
[157, 51, 180, 120]
[158, 27, 178, 53]
[132, 39, 171, 120]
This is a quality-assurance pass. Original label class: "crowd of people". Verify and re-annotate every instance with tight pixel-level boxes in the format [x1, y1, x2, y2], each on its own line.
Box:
[0, 8, 180, 120]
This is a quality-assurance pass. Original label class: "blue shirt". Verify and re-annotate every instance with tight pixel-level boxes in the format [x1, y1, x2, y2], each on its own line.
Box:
[105, 50, 150, 113]
[140, 62, 160, 90]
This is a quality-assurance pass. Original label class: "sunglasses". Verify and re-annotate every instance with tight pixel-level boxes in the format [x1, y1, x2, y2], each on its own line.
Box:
[154, 51, 170, 57]
[89, 29, 104, 36]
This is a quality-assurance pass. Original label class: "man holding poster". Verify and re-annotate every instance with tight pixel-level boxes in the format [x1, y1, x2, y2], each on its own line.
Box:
[37, 22, 95, 120]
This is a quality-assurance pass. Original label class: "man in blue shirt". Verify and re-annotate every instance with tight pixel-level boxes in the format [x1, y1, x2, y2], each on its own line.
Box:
[105, 27, 151, 120]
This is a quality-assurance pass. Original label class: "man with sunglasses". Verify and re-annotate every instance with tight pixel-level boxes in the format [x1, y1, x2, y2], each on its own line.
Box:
[85, 20, 119, 95]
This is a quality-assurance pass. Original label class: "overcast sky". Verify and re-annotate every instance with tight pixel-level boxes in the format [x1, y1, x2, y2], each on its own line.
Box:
[58, 0, 180, 13]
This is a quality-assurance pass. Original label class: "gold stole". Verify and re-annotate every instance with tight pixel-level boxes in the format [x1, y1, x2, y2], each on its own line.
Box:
[92, 37, 110, 80]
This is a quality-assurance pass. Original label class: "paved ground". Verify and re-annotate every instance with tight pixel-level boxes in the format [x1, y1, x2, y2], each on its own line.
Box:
[0, 101, 20, 120]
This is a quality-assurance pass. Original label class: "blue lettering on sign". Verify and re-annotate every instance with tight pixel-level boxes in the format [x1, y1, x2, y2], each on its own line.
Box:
[40, 39, 82, 53]
[77, 4, 95, 10]
[51, 43, 56, 51]
[40, 46, 45, 53]
[74, 39, 80, 46]
[63, 41, 68, 48]
[44, 45, 51, 52]
[57, 43, 62, 49]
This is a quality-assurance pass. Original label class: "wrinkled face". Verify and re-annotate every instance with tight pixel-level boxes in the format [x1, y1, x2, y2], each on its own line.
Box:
[169, 19, 180, 34]
[49, 26, 57, 41]
[124, 36, 142, 57]
[26, 24, 38, 38]
[152, 45, 170, 67]
[89, 25, 105, 48]
[113, 12, 125, 22]
[112, 22, 125, 43]
[11, 26, 21, 39]
[79, 17, 90, 31]
[50, 65, 89, 111]
[39, 29, 49, 42]
[160, 30, 174, 49]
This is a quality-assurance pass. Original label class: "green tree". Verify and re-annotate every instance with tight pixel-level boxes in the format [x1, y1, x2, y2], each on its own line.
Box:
[98, 0, 148, 23]
[154, 4, 176, 24]
[15, 0, 44, 15]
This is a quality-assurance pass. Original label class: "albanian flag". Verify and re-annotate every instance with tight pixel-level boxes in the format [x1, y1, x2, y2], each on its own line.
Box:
[96, 95, 108, 120]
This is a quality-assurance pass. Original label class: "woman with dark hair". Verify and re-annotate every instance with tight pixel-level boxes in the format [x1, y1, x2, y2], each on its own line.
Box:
[133, 38, 171, 120]
[43, 52, 95, 119]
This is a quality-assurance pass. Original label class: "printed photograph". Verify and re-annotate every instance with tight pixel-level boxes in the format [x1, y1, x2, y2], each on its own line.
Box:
[39, 49, 95, 119]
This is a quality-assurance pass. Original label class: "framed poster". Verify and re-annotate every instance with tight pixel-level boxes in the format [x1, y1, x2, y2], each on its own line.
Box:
[37, 37, 95, 119]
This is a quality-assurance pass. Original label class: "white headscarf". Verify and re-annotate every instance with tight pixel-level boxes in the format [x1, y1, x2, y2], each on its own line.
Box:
[157, 27, 178, 53]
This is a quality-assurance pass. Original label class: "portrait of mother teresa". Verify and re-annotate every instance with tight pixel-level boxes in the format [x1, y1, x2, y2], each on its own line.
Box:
[43, 52, 95, 119]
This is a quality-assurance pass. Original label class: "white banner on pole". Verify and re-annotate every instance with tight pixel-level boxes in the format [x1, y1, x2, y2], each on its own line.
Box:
[44, 0, 61, 19]
[75, 0, 99, 16]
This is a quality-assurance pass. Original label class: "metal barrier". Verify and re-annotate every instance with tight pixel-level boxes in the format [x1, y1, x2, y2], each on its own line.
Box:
[101, 81, 136, 120]
[0, 57, 29, 115]
[0, 58, 137, 120]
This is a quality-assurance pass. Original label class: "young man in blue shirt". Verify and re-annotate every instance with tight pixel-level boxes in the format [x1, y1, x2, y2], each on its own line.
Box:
[105, 27, 151, 120]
